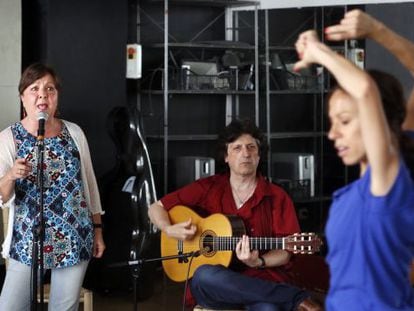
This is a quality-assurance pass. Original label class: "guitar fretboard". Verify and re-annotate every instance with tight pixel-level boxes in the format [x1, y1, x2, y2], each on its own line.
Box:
[202, 237, 285, 251]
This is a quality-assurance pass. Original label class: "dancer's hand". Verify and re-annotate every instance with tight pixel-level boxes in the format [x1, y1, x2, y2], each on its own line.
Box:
[325, 9, 383, 41]
[294, 30, 327, 71]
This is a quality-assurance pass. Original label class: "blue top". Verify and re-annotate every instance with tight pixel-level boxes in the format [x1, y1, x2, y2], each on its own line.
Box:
[10, 122, 93, 269]
[325, 160, 414, 310]
[405, 130, 414, 139]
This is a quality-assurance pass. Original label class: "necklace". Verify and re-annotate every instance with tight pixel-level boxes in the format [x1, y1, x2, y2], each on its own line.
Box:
[231, 180, 257, 208]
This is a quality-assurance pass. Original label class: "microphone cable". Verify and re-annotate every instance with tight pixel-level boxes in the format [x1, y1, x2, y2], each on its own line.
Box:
[181, 252, 198, 311]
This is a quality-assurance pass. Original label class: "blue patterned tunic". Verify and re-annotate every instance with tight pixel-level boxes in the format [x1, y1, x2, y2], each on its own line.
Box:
[10, 122, 93, 268]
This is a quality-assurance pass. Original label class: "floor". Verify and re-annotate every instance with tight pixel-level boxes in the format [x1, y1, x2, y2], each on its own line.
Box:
[0, 264, 187, 311]
[92, 273, 186, 311]
[0, 257, 331, 311]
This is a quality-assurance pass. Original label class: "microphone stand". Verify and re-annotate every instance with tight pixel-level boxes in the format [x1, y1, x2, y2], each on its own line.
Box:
[109, 251, 200, 311]
[31, 131, 46, 311]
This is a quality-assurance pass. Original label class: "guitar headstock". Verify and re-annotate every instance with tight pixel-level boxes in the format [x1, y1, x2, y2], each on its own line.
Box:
[284, 233, 322, 254]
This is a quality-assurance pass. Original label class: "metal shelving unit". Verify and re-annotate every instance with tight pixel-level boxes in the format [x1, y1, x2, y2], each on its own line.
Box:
[254, 6, 350, 232]
[141, 0, 259, 195]
[140, 2, 351, 229]
[142, 90, 256, 95]
[147, 42, 256, 50]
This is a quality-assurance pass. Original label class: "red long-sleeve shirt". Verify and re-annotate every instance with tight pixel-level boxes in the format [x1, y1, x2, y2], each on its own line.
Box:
[161, 173, 301, 284]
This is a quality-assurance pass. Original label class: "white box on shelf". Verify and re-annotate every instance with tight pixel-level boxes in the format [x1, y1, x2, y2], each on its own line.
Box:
[126, 44, 142, 79]
[347, 48, 364, 69]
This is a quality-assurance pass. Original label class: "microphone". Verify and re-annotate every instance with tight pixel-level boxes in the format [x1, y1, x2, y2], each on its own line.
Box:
[193, 247, 210, 257]
[37, 111, 49, 141]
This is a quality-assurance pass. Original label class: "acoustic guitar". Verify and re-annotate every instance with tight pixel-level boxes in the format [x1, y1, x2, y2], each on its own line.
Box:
[161, 205, 322, 282]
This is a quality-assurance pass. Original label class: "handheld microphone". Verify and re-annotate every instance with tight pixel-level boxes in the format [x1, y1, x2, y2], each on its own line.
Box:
[37, 111, 49, 141]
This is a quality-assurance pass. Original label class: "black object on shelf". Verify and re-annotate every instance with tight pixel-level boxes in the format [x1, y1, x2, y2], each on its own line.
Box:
[145, 66, 254, 92]
[275, 179, 311, 201]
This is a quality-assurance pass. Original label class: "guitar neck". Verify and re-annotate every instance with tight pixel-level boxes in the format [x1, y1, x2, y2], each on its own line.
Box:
[207, 237, 285, 251]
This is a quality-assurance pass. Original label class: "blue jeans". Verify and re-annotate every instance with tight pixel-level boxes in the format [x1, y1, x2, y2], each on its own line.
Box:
[0, 258, 89, 311]
[190, 264, 309, 311]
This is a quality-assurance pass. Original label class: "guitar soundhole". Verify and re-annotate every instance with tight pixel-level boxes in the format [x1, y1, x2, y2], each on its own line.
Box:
[200, 230, 216, 257]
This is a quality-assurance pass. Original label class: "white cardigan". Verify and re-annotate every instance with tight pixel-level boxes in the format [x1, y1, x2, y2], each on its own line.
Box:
[0, 120, 104, 258]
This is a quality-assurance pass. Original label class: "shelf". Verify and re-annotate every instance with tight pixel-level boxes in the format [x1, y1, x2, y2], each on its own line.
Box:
[147, 41, 255, 50]
[147, 0, 257, 7]
[269, 45, 346, 53]
[269, 45, 344, 52]
[269, 89, 326, 95]
[269, 46, 295, 51]
[146, 134, 219, 141]
[268, 132, 325, 139]
[239, 0, 401, 10]
[142, 89, 255, 95]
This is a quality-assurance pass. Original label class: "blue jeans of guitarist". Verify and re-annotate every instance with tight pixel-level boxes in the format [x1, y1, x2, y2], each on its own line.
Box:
[190, 264, 309, 311]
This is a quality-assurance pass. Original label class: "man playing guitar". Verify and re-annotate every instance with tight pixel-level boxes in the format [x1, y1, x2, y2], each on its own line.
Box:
[149, 119, 322, 311]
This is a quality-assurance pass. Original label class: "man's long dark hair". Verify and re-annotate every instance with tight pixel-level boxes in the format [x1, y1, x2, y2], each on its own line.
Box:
[215, 119, 268, 174]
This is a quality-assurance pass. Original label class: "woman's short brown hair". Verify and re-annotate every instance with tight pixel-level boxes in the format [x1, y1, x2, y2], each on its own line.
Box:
[19, 63, 61, 95]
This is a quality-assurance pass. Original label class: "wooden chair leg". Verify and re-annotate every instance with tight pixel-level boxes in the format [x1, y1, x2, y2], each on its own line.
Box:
[82, 288, 93, 311]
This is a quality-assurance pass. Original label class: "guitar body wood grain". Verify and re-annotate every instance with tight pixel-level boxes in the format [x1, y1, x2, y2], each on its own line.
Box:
[161, 205, 243, 282]
[161, 205, 322, 282]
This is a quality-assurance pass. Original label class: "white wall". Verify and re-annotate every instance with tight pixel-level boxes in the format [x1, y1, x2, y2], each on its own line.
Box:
[366, 3, 414, 97]
[0, 0, 21, 264]
[0, 0, 21, 130]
